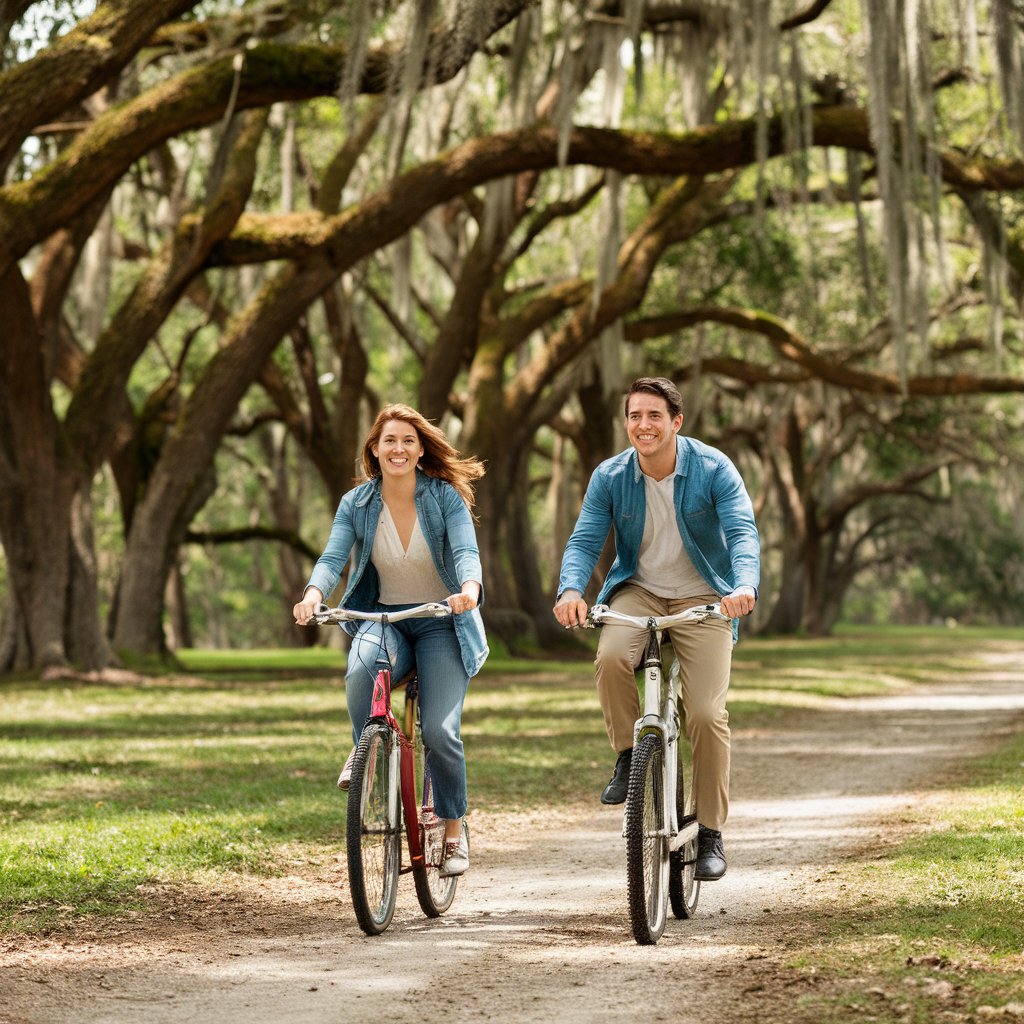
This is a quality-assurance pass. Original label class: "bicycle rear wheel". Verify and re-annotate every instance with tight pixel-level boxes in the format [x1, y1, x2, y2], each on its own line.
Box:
[411, 750, 459, 917]
[346, 723, 401, 935]
[624, 733, 669, 944]
[668, 732, 700, 919]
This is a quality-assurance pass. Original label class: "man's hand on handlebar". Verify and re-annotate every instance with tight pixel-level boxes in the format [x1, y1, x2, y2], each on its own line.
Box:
[720, 586, 756, 619]
[553, 589, 589, 629]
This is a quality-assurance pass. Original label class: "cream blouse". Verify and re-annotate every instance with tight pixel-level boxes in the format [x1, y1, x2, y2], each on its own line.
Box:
[371, 503, 450, 604]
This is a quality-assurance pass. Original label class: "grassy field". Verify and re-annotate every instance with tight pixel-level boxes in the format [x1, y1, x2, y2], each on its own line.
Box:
[1, 622, 1021, 1021]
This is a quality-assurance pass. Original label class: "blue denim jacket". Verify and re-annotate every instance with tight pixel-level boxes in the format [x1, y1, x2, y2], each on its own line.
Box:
[305, 470, 489, 678]
[558, 435, 760, 638]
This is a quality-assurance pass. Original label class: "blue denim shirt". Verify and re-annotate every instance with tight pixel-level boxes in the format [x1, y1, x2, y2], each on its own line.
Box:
[558, 435, 760, 638]
[305, 470, 489, 678]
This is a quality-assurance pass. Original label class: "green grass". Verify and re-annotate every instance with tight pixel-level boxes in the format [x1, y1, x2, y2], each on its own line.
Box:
[731, 623, 1022, 695]
[0, 624, 1019, 936]
[792, 727, 1024, 1023]
[0, 677, 348, 930]
[177, 646, 343, 676]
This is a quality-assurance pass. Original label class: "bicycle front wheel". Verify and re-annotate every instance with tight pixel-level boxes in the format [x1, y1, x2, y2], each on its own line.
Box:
[668, 732, 700, 919]
[411, 753, 459, 917]
[346, 723, 402, 935]
[624, 733, 669, 944]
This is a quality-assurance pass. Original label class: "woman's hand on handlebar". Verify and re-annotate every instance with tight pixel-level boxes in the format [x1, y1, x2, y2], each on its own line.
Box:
[447, 581, 481, 615]
[293, 587, 324, 626]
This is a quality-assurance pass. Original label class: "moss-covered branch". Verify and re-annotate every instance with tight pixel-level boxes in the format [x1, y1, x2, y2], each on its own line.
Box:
[628, 306, 1024, 395]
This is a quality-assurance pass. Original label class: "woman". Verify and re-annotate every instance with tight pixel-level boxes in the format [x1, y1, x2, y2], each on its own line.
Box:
[293, 404, 487, 877]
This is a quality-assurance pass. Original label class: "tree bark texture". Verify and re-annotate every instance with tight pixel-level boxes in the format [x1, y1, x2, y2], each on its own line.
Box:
[0, 266, 80, 668]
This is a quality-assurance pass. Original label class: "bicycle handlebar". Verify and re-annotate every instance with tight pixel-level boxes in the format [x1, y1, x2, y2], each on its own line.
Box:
[587, 602, 729, 629]
[311, 601, 454, 626]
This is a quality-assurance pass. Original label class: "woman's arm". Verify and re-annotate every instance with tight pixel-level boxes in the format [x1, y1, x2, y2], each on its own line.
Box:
[442, 486, 485, 602]
[298, 490, 359, 616]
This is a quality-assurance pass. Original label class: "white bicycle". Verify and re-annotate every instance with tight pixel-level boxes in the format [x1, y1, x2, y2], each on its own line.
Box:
[589, 602, 730, 944]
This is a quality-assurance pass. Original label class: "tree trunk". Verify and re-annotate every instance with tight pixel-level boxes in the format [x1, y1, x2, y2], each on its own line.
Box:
[111, 462, 217, 659]
[261, 426, 318, 647]
[506, 451, 565, 647]
[473, 447, 519, 611]
[164, 559, 193, 651]
[66, 482, 115, 668]
[764, 539, 807, 635]
[461, 339, 536, 647]
[0, 265, 81, 669]
[801, 527, 827, 636]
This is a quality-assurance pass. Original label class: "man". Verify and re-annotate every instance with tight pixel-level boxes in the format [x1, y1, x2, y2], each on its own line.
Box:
[553, 377, 759, 881]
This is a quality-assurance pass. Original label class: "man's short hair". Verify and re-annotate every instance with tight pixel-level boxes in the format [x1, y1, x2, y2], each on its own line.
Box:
[625, 377, 683, 419]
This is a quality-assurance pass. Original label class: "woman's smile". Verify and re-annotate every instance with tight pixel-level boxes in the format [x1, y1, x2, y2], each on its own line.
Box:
[374, 419, 424, 476]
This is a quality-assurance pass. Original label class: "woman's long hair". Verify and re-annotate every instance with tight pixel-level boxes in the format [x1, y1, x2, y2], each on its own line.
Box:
[361, 404, 485, 511]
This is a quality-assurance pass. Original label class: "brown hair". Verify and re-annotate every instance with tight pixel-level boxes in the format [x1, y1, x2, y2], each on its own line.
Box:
[624, 377, 684, 419]
[361, 403, 485, 511]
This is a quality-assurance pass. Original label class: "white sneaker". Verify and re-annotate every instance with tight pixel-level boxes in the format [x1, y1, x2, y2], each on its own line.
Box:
[439, 834, 469, 878]
[337, 749, 356, 790]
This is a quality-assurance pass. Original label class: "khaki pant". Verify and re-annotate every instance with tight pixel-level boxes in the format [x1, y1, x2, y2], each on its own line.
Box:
[594, 584, 733, 831]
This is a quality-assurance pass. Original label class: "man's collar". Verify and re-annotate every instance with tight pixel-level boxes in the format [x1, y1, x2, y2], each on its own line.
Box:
[632, 436, 686, 482]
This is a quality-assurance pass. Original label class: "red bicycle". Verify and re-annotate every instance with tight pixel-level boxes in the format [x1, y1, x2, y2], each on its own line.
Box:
[313, 601, 466, 935]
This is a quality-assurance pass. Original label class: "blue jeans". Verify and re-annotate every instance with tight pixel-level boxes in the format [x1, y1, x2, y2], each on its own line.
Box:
[345, 609, 470, 820]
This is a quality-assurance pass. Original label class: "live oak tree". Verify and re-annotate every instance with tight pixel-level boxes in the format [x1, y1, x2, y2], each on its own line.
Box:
[2, 0, 1024, 670]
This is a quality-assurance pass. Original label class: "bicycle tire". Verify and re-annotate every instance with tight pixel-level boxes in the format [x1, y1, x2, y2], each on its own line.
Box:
[346, 723, 401, 935]
[411, 746, 459, 917]
[624, 733, 669, 944]
[668, 732, 700, 919]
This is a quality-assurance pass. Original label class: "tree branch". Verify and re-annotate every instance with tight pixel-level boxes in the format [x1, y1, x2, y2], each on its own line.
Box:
[0, 0, 201, 167]
[63, 108, 268, 472]
[185, 525, 318, 561]
[779, 0, 836, 30]
[9, 101, 1024, 280]
[628, 306, 1024, 396]
[821, 460, 956, 533]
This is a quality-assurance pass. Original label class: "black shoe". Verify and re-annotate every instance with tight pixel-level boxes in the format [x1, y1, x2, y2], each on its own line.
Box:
[695, 825, 727, 881]
[600, 748, 632, 804]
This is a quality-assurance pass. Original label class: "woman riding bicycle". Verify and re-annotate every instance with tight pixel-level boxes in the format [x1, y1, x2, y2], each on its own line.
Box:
[293, 404, 487, 878]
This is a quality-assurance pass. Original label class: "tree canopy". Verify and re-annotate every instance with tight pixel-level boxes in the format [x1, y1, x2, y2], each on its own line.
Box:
[1, 0, 1022, 672]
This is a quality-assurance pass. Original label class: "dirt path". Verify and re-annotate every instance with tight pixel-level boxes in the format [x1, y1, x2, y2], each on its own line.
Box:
[3, 659, 1023, 1024]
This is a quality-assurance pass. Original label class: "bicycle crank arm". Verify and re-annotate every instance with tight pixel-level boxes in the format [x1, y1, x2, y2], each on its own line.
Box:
[668, 820, 699, 852]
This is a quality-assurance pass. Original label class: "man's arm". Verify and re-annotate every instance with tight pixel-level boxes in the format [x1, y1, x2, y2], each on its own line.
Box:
[553, 471, 613, 627]
[712, 459, 760, 595]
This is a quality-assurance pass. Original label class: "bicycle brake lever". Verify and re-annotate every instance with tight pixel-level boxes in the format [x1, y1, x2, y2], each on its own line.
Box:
[311, 602, 337, 625]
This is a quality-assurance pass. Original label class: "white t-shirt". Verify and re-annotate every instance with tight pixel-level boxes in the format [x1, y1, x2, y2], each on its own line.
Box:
[631, 468, 710, 599]
[372, 504, 450, 604]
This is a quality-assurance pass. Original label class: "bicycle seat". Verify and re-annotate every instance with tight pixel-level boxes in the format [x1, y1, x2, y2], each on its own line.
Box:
[393, 667, 418, 691]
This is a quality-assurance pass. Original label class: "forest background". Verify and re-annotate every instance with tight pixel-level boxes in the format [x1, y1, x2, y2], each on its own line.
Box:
[1, 0, 1022, 674]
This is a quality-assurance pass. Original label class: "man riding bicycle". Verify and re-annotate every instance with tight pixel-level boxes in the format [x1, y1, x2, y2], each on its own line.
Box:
[553, 377, 759, 882]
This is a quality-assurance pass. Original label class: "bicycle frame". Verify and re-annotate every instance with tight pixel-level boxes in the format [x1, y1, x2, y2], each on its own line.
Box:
[315, 601, 452, 873]
[633, 628, 698, 853]
[590, 603, 726, 850]
[363, 664, 430, 873]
